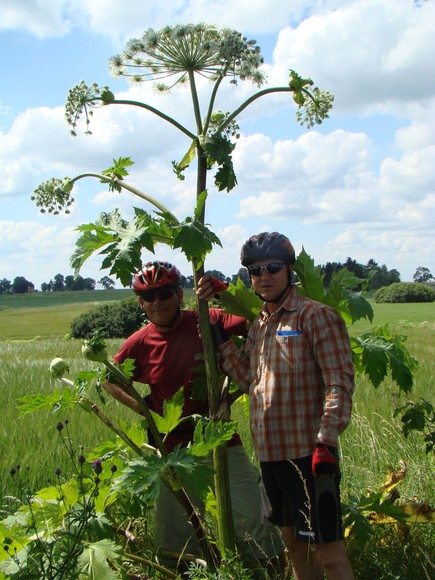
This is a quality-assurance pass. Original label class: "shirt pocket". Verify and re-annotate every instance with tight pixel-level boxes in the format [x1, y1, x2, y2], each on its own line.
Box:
[276, 332, 305, 367]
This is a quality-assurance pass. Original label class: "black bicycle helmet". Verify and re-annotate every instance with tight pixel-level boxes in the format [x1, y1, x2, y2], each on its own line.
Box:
[240, 232, 295, 267]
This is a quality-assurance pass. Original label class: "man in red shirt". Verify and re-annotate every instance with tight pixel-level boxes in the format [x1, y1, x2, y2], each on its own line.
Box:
[102, 261, 284, 574]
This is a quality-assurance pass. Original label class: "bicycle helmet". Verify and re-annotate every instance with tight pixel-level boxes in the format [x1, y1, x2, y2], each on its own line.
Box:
[132, 261, 181, 294]
[241, 232, 295, 267]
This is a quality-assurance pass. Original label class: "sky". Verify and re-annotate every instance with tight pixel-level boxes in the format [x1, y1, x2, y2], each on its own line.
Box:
[1, 0, 434, 288]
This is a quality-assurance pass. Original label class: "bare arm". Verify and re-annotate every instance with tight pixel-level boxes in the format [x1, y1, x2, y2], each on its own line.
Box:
[102, 379, 142, 414]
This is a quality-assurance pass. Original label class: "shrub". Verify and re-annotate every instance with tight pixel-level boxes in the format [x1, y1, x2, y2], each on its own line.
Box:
[374, 282, 435, 303]
[70, 297, 144, 338]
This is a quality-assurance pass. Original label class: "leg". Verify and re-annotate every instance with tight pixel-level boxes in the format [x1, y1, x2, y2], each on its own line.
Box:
[315, 540, 354, 580]
[155, 481, 204, 565]
[280, 525, 323, 580]
[227, 446, 286, 569]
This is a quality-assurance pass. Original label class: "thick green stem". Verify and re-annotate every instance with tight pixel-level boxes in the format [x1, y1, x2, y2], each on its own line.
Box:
[106, 98, 196, 140]
[193, 146, 236, 557]
[68, 173, 179, 223]
[218, 86, 295, 134]
[203, 70, 227, 136]
[188, 71, 204, 135]
[57, 376, 148, 456]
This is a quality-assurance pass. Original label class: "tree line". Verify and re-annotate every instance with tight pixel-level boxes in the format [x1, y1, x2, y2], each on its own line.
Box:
[1, 261, 433, 295]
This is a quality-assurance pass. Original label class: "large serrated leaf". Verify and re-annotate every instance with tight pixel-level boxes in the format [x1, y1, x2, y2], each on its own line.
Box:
[77, 539, 123, 579]
[189, 419, 238, 456]
[17, 388, 78, 416]
[217, 278, 262, 322]
[151, 387, 186, 435]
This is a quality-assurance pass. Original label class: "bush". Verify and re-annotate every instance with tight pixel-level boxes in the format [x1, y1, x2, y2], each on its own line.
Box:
[374, 282, 435, 303]
[70, 297, 144, 338]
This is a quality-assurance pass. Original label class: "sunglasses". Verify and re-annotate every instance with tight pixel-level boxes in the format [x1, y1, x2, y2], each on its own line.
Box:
[140, 287, 177, 302]
[248, 262, 286, 277]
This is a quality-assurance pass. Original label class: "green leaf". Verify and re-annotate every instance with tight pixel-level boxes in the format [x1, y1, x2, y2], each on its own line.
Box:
[214, 162, 237, 192]
[352, 325, 418, 392]
[77, 539, 123, 579]
[203, 133, 235, 165]
[72, 208, 181, 286]
[173, 218, 221, 267]
[202, 134, 238, 192]
[101, 156, 134, 180]
[194, 190, 207, 220]
[71, 226, 115, 276]
[115, 449, 212, 502]
[341, 290, 374, 325]
[189, 419, 238, 456]
[151, 388, 186, 436]
[294, 248, 326, 303]
[17, 388, 78, 416]
[179, 139, 197, 169]
[218, 278, 262, 322]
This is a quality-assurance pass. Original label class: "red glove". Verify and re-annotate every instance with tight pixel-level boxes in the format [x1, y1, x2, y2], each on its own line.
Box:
[209, 277, 228, 295]
[312, 444, 338, 477]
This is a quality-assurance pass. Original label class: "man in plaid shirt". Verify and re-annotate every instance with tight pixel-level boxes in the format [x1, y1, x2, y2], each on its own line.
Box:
[198, 232, 355, 580]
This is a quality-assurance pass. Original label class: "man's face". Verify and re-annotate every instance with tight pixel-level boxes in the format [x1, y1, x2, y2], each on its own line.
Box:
[248, 261, 290, 303]
[139, 286, 183, 329]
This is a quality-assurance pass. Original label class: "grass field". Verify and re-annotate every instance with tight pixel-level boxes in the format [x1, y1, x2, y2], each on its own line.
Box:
[0, 291, 434, 578]
[0, 289, 132, 340]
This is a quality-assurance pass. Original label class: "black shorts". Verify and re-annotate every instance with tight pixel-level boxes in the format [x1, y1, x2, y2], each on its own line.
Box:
[260, 456, 344, 544]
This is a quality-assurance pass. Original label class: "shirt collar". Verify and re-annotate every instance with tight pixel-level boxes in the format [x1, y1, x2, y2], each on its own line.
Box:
[259, 285, 298, 321]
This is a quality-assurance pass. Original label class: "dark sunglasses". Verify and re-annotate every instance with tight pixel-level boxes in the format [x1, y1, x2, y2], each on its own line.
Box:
[248, 262, 286, 277]
[140, 287, 177, 302]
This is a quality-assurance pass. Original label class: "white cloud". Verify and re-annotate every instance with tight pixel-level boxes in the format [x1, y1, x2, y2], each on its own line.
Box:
[272, 0, 435, 113]
[0, 0, 72, 37]
[1, 0, 434, 289]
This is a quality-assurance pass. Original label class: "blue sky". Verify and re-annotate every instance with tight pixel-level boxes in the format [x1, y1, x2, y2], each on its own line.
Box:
[1, 0, 434, 288]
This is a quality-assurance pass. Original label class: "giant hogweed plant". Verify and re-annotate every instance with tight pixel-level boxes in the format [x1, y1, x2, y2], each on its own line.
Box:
[26, 23, 425, 572]
[31, 23, 334, 562]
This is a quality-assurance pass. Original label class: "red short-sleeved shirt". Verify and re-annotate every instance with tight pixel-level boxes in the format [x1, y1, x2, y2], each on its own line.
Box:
[114, 309, 246, 450]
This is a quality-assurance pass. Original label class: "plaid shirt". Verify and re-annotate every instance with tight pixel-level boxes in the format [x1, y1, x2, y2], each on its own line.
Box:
[218, 285, 355, 462]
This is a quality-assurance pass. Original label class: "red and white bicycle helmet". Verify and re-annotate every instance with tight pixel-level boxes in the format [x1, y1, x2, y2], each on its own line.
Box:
[132, 261, 181, 294]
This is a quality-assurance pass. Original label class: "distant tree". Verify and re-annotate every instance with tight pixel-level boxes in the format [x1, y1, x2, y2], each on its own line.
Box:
[344, 257, 366, 279]
[231, 267, 251, 288]
[65, 275, 79, 290]
[183, 275, 195, 289]
[98, 276, 115, 290]
[64, 275, 96, 290]
[0, 278, 12, 294]
[205, 270, 226, 282]
[388, 268, 401, 284]
[83, 277, 96, 290]
[40, 282, 52, 292]
[413, 266, 434, 283]
[13, 276, 34, 294]
[321, 262, 343, 287]
[52, 273, 65, 291]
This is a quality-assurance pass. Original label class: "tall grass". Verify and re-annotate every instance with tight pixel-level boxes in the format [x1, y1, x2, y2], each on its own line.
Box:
[1, 296, 434, 578]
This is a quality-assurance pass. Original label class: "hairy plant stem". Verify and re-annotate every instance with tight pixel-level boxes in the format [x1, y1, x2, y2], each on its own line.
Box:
[68, 173, 179, 223]
[193, 146, 236, 557]
[105, 98, 196, 140]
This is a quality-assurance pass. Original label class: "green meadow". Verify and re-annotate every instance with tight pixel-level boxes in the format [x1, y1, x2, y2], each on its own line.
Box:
[0, 291, 434, 578]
